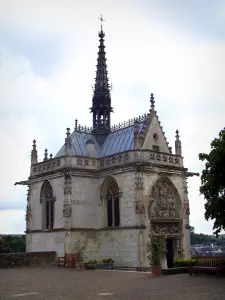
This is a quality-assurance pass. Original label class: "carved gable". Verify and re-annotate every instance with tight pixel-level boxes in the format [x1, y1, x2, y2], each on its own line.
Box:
[148, 176, 181, 219]
[142, 115, 170, 153]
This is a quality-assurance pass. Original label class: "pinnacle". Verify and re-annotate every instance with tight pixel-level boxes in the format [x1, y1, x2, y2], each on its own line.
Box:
[150, 93, 155, 110]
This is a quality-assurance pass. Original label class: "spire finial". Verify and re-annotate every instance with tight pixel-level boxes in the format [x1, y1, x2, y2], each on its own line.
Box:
[99, 15, 105, 31]
[66, 127, 70, 138]
[75, 119, 78, 131]
[150, 93, 155, 110]
[31, 139, 38, 165]
[65, 127, 72, 156]
[175, 129, 182, 156]
[44, 148, 48, 161]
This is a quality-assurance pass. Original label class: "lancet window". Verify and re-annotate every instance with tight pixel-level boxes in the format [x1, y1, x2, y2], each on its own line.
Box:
[105, 179, 120, 227]
[40, 180, 55, 229]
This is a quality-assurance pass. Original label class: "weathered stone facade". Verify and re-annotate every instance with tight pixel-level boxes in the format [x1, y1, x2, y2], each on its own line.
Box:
[15, 23, 199, 269]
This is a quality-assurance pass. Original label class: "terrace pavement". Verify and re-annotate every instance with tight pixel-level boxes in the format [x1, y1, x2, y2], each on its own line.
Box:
[0, 267, 225, 300]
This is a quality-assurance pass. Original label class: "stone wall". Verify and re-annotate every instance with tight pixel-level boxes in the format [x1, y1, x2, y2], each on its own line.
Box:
[26, 232, 65, 256]
[0, 251, 56, 267]
[99, 229, 139, 267]
[71, 177, 99, 228]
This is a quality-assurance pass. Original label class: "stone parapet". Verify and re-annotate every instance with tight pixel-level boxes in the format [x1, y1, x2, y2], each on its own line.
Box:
[30, 150, 183, 177]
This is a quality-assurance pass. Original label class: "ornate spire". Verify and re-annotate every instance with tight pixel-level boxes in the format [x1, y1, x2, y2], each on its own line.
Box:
[90, 16, 113, 145]
[175, 129, 182, 155]
[31, 139, 38, 165]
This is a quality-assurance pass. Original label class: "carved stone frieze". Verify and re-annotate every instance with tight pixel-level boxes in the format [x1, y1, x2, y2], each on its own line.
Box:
[99, 153, 130, 169]
[152, 223, 180, 235]
[32, 158, 61, 174]
[63, 200, 72, 218]
[149, 178, 179, 219]
[149, 152, 180, 165]
[64, 171, 72, 195]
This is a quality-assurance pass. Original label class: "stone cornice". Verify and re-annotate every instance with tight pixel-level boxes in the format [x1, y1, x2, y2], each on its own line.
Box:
[25, 224, 146, 234]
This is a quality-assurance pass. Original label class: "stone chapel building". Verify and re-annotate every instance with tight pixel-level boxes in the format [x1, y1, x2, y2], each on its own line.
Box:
[15, 23, 199, 269]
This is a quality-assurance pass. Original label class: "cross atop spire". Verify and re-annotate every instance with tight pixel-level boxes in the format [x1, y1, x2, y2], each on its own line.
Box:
[99, 15, 105, 31]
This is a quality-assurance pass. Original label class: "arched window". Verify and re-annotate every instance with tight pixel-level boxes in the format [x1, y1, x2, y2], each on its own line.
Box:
[101, 177, 120, 227]
[40, 180, 55, 229]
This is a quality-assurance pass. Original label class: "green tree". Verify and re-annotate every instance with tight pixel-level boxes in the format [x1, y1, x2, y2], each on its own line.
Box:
[0, 235, 26, 253]
[199, 128, 225, 235]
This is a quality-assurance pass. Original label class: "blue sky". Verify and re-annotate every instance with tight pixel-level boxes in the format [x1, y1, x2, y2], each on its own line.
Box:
[0, 0, 224, 234]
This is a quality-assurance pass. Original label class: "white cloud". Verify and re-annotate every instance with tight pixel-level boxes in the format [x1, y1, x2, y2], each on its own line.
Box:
[0, 0, 224, 234]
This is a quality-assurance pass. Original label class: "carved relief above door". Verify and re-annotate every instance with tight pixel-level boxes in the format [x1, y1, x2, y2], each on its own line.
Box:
[148, 176, 181, 220]
[151, 222, 181, 235]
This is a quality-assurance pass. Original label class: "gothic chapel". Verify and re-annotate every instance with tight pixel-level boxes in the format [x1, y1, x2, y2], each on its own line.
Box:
[15, 22, 199, 269]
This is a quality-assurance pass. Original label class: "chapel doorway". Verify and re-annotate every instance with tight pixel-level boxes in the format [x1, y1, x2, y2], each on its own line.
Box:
[166, 238, 174, 268]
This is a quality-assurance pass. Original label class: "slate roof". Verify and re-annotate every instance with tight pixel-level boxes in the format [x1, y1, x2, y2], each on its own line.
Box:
[55, 121, 146, 158]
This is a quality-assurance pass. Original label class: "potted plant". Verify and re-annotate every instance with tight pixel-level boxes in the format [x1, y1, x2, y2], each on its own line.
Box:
[146, 235, 164, 276]
[102, 258, 114, 269]
[73, 240, 87, 271]
[85, 259, 97, 270]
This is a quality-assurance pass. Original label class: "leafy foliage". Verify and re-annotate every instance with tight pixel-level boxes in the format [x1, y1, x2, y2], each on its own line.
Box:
[174, 259, 196, 268]
[73, 239, 87, 261]
[102, 258, 114, 265]
[0, 235, 25, 253]
[189, 226, 219, 245]
[199, 128, 225, 235]
[146, 235, 165, 266]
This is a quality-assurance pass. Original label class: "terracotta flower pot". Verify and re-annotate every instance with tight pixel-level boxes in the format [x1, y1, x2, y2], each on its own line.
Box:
[152, 266, 162, 276]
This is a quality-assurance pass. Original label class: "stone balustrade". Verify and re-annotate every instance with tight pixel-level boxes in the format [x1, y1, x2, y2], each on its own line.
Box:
[30, 150, 183, 176]
[32, 157, 63, 175]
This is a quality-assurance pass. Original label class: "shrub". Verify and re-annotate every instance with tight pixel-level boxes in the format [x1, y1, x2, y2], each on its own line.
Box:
[87, 259, 97, 264]
[73, 240, 87, 262]
[102, 258, 114, 265]
[146, 235, 164, 267]
[174, 259, 196, 268]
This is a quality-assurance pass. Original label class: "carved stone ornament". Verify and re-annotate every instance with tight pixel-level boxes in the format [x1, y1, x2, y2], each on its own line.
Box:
[152, 223, 180, 235]
[64, 171, 72, 195]
[25, 188, 32, 223]
[135, 172, 144, 190]
[183, 200, 190, 216]
[135, 199, 145, 214]
[149, 178, 179, 219]
[63, 201, 72, 218]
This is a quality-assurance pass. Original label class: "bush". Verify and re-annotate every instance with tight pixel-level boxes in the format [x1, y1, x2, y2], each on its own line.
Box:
[174, 259, 196, 268]
[87, 259, 97, 264]
[102, 258, 114, 265]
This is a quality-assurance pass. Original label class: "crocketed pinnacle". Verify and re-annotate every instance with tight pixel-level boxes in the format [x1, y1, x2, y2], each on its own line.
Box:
[150, 93, 155, 110]
[31, 139, 38, 165]
[92, 26, 111, 105]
